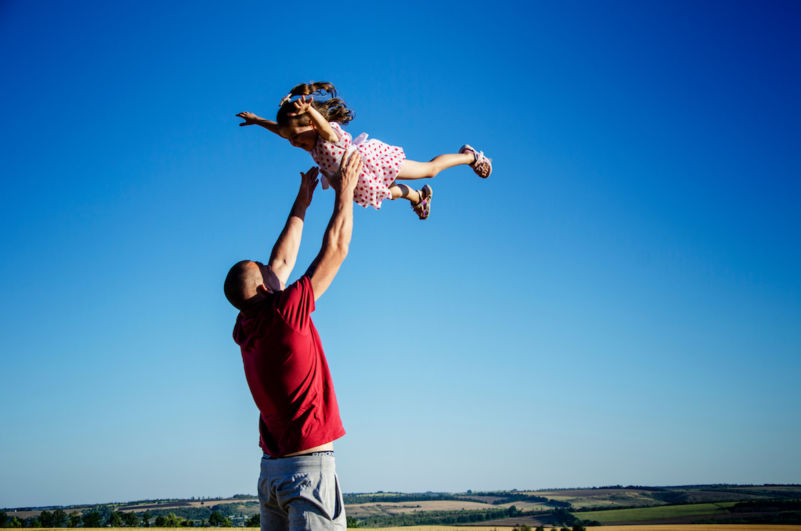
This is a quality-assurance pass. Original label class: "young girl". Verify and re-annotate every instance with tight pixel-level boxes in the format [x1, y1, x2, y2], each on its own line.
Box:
[236, 82, 491, 220]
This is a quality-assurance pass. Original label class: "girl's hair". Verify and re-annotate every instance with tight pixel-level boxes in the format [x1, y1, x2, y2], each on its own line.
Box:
[276, 81, 354, 127]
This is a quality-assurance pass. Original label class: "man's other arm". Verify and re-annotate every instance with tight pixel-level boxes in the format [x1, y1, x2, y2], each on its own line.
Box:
[268, 167, 319, 287]
[305, 151, 362, 301]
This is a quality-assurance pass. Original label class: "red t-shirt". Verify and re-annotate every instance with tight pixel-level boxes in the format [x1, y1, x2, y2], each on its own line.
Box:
[232, 275, 345, 457]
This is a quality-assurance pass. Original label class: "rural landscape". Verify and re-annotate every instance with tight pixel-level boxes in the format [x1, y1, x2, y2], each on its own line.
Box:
[2, 484, 800, 530]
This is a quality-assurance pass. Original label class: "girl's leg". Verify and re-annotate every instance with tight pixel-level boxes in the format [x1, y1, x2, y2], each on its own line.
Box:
[396, 152, 474, 180]
[389, 183, 420, 203]
[389, 183, 434, 219]
[390, 183, 433, 220]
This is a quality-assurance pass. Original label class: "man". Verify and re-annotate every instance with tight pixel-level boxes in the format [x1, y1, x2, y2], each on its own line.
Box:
[224, 152, 362, 530]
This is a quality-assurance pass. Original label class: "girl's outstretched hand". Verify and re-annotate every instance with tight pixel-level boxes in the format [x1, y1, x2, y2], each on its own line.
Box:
[288, 96, 313, 116]
[298, 167, 319, 207]
[236, 111, 260, 126]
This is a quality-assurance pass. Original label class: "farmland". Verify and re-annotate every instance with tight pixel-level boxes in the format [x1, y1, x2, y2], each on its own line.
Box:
[341, 487, 801, 527]
[4, 485, 801, 528]
[347, 499, 552, 519]
[575, 502, 738, 524]
[347, 500, 535, 518]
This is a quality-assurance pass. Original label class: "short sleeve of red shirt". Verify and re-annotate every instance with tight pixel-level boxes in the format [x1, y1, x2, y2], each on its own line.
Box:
[275, 275, 315, 330]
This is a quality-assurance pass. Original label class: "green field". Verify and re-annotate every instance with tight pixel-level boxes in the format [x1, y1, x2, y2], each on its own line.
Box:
[575, 501, 738, 524]
[8, 485, 801, 529]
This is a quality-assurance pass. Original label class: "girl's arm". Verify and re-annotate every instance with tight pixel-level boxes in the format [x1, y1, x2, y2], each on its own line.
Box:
[291, 96, 339, 143]
[236, 112, 282, 136]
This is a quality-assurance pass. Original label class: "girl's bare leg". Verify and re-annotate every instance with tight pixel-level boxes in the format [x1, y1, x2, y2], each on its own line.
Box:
[391, 183, 433, 220]
[390, 183, 420, 203]
[396, 153, 474, 180]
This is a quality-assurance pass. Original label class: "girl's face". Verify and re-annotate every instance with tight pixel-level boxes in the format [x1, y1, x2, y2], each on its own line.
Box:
[282, 123, 317, 152]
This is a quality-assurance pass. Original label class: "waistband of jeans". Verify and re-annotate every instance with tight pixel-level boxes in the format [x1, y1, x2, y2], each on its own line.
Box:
[263, 450, 334, 460]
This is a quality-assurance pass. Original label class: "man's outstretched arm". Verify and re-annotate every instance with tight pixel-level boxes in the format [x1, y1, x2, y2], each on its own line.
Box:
[268, 167, 319, 287]
[306, 151, 362, 301]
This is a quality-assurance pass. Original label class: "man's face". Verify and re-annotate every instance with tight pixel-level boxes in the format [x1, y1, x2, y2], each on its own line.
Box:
[254, 261, 282, 293]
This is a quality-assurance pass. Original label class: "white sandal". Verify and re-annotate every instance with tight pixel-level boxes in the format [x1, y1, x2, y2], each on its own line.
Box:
[460, 144, 492, 178]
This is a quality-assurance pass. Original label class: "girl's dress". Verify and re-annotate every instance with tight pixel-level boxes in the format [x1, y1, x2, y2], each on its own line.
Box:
[311, 122, 405, 209]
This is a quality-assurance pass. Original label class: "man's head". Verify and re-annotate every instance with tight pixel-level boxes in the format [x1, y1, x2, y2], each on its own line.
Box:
[224, 260, 283, 311]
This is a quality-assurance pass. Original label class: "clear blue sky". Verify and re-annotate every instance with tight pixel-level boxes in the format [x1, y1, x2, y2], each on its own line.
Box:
[1, 0, 800, 509]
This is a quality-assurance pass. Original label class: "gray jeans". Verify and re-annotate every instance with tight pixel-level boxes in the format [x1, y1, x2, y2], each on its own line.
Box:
[258, 453, 346, 531]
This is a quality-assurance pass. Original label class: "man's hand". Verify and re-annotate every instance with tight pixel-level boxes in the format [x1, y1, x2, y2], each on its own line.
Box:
[298, 167, 319, 207]
[236, 111, 261, 126]
[328, 150, 362, 196]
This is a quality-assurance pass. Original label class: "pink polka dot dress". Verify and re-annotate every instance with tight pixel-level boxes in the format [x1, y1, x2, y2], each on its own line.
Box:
[311, 122, 406, 209]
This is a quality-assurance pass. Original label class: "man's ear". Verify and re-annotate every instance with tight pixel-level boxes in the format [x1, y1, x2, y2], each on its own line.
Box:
[256, 283, 270, 295]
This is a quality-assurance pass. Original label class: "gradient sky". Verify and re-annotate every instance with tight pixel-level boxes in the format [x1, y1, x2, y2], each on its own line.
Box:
[1, 0, 800, 509]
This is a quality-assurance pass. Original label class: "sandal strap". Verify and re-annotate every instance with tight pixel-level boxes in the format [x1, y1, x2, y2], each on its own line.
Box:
[411, 185, 433, 220]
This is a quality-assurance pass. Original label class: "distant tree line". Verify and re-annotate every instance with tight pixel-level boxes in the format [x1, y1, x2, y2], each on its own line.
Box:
[467, 492, 552, 505]
[0, 509, 237, 528]
[720, 499, 801, 525]
[459, 490, 573, 509]
[730, 499, 801, 512]
[582, 485, 668, 491]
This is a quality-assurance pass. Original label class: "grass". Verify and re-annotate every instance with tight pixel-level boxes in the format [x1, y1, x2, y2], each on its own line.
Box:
[574, 501, 738, 524]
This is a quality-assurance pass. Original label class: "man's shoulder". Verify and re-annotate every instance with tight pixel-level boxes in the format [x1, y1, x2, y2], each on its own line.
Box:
[280, 275, 309, 297]
[279, 275, 315, 308]
[274, 275, 315, 330]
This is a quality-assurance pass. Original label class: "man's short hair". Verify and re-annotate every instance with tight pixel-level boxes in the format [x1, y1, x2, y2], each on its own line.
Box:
[224, 260, 263, 310]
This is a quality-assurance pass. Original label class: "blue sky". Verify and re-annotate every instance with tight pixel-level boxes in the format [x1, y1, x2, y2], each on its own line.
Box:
[1, 0, 800, 508]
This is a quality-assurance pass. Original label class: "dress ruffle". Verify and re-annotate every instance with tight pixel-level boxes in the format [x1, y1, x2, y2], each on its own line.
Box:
[311, 122, 405, 209]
